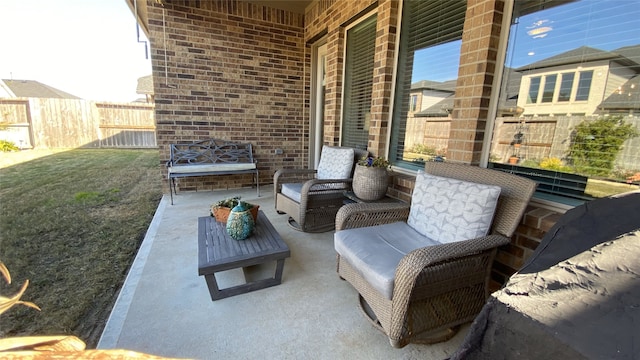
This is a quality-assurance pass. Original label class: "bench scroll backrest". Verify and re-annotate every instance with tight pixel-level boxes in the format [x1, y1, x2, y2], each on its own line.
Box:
[170, 139, 255, 166]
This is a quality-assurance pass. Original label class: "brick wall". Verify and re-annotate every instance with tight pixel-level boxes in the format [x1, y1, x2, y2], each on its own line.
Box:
[146, 0, 306, 192]
[144, 0, 562, 287]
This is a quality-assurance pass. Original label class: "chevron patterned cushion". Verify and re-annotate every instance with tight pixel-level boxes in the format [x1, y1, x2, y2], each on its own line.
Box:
[407, 170, 501, 244]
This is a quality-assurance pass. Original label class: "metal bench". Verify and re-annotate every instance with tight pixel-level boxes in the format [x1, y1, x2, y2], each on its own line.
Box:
[166, 138, 259, 204]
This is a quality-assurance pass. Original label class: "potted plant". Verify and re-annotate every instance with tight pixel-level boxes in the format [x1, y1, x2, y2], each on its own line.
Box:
[211, 196, 259, 223]
[352, 155, 391, 201]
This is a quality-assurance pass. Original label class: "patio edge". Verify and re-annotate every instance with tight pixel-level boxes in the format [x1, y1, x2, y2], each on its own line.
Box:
[96, 194, 169, 349]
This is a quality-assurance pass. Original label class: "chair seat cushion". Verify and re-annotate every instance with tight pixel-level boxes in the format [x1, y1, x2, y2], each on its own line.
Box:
[281, 182, 349, 204]
[281, 183, 304, 203]
[335, 222, 440, 300]
[168, 163, 256, 174]
[408, 171, 501, 244]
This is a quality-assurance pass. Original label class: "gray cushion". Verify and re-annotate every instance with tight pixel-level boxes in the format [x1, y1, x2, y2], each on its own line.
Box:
[317, 146, 354, 180]
[408, 171, 501, 244]
[281, 182, 346, 204]
[334, 222, 440, 300]
[281, 183, 303, 203]
[168, 163, 256, 174]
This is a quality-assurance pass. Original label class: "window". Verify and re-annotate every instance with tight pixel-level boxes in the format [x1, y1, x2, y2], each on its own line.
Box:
[541, 74, 557, 103]
[491, 0, 640, 205]
[527, 76, 541, 104]
[410, 95, 418, 112]
[342, 14, 377, 150]
[557, 73, 574, 102]
[390, 0, 466, 169]
[575, 70, 593, 101]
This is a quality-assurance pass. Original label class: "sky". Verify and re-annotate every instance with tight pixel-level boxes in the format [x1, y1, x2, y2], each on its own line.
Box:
[412, 0, 640, 83]
[0, 0, 152, 102]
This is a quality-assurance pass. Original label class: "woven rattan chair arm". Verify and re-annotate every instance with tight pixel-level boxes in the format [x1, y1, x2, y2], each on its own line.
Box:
[273, 168, 317, 194]
[335, 203, 411, 231]
[301, 178, 352, 191]
[274, 168, 316, 183]
[401, 235, 511, 271]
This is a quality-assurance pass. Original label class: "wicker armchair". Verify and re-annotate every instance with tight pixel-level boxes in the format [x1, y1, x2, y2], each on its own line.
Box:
[334, 162, 537, 348]
[274, 146, 367, 233]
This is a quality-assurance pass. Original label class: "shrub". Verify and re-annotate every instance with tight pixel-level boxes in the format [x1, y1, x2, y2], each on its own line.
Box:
[410, 144, 438, 156]
[567, 116, 639, 176]
[0, 140, 19, 152]
[539, 157, 573, 172]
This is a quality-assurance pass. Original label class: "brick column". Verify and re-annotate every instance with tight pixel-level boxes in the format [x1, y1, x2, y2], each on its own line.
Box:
[367, 0, 399, 157]
[449, 0, 505, 164]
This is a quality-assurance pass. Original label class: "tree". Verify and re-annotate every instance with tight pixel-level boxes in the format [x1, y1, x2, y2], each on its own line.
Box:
[568, 116, 639, 176]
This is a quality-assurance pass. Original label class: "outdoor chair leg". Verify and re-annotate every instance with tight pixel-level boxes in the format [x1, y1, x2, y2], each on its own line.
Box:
[170, 178, 175, 205]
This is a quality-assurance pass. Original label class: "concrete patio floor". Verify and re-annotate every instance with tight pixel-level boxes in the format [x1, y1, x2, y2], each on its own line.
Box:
[97, 185, 469, 359]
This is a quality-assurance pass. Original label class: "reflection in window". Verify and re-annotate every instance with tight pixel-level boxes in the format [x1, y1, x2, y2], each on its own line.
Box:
[390, 0, 466, 169]
[541, 74, 557, 103]
[410, 95, 418, 112]
[491, 0, 640, 204]
[575, 70, 593, 101]
[558, 73, 574, 102]
[527, 77, 541, 103]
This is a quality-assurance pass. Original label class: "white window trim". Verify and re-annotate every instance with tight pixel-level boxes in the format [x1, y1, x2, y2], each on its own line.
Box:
[481, 0, 514, 166]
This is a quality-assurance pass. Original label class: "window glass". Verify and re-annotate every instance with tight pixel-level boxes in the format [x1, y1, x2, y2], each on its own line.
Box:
[541, 74, 557, 103]
[575, 70, 593, 101]
[342, 15, 377, 150]
[527, 76, 541, 104]
[390, 0, 466, 169]
[491, 0, 640, 205]
[557, 73, 574, 102]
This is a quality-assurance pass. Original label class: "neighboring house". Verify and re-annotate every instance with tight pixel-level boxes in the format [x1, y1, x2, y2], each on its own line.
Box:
[136, 75, 154, 103]
[0, 79, 80, 99]
[409, 80, 456, 117]
[515, 45, 640, 117]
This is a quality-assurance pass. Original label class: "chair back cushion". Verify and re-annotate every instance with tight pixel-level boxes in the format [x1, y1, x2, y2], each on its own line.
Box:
[407, 171, 501, 244]
[317, 146, 355, 180]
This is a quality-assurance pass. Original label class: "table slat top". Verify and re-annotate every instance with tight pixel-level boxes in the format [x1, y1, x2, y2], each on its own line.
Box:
[198, 211, 290, 274]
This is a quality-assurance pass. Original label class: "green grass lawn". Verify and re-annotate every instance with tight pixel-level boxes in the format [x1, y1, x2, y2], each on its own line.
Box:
[0, 149, 162, 348]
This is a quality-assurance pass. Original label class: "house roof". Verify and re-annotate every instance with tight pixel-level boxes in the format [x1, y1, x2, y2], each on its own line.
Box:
[0, 79, 80, 99]
[515, 46, 629, 72]
[411, 79, 457, 92]
[611, 44, 640, 72]
[136, 75, 154, 95]
[411, 79, 456, 117]
[598, 75, 640, 111]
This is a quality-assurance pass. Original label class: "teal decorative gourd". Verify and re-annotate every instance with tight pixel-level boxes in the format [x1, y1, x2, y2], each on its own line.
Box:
[226, 201, 255, 240]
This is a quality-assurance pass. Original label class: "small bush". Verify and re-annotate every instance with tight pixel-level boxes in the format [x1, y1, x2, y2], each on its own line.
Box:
[539, 157, 573, 172]
[410, 144, 438, 155]
[0, 140, 19, 152]
[568, 116, 639, 176]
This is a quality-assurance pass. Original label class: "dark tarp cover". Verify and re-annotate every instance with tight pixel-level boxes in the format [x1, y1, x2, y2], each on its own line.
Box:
[451, 190, 640, 360]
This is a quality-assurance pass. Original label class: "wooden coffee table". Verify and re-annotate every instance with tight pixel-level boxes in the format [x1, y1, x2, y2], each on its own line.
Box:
[198, 211, 290, 300]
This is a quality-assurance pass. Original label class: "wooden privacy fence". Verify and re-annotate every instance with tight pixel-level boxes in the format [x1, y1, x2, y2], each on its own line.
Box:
[0, 98, 156, 149]
[407, 115, 639, 171]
